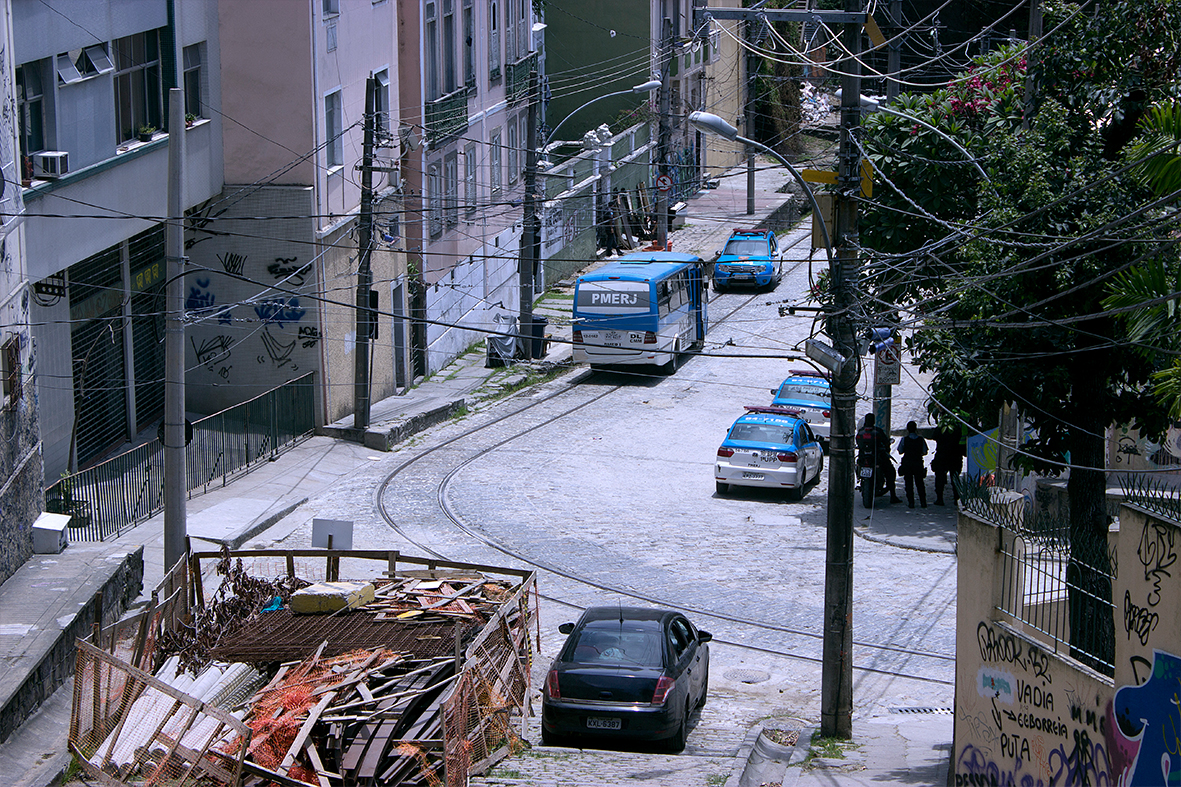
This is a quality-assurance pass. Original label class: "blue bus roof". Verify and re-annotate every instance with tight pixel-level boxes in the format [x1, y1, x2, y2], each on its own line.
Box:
[578, 252, 702, 283]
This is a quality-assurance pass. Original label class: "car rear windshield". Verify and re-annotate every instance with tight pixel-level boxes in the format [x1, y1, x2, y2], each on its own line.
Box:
[567, 620, 664, 667]
[729, 422, 793, 444]
[777, 384, 829, 404]
[723, 238, 769, 257]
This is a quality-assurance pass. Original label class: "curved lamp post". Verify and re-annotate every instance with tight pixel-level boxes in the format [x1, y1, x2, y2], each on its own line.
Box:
[688, 110, 834, 266]
[837, 90, 994, 190]
[545, 79, 661, 148]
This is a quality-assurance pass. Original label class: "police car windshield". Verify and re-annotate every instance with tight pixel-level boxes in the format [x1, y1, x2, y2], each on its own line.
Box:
[777, 384, 828, 404]
[729, 422, 792, 444]
[723, 238, 769, 257]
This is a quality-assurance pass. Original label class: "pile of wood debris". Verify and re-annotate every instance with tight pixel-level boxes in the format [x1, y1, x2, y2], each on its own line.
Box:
[70, 551, 537, 787]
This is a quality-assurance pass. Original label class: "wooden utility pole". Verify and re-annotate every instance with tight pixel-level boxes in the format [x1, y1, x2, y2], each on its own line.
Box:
[354, 75, 377, 429]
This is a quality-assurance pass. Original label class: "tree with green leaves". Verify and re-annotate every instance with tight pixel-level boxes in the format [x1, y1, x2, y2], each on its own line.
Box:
[855, 0, 1181, 674]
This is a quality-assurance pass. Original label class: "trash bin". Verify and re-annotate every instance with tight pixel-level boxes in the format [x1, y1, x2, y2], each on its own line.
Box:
[530, 316, 549, 359]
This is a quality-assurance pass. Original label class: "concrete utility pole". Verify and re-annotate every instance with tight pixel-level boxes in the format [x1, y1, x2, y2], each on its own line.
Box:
[354, 75, 377, 430]
[656, 14, 672, 250]
[820, 0, 863, 740]
[163, 87, 187, 571]
[519, 69, 540, 355]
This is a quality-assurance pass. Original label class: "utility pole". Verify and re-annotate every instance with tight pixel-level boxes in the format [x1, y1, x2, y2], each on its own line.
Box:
[163, 87, 186, 571]
[519, 69, 540, 356]
[821, 0, 863, 740]
[656, 14, 672, 250]
[886, 0, 901, 101]
[354, 75, 376, 429]
[745, 17, 756, 215]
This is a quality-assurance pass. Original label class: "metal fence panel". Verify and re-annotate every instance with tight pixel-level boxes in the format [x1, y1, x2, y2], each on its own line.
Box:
[47, 373, 315, 541]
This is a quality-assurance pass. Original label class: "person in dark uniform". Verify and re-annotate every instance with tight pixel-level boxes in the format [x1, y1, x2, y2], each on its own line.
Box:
[857, 413, 901, 503]
[897, 420, 929, 508]
[932, 420, 965, 505]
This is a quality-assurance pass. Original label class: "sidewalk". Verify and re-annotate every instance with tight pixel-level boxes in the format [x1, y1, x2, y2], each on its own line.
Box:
[0, 159, 955, 787]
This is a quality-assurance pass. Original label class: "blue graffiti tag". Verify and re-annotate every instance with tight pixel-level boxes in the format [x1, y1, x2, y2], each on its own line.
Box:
[186, 277, 216, 312]
[254, 297, 306, 327]
[1114, 650, 1181, 786]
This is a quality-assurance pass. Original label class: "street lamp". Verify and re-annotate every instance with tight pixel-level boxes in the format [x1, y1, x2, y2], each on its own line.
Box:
[544, 79, 661, 148]
[688, 111, 833, 265]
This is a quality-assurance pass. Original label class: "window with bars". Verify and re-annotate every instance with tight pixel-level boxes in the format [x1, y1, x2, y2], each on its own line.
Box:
[325, 90, 343, 168]
[444, 153, 459, 227]
[2, 336, 20, 410]
[488, 0, 500, 80]
[16, 62, 45, 160]
[428, 161, 443, 238]
[443, 0, 457, 95]
[507, 120, 518, 186]
[463, 0, 474, 86]
[490, 128, 502, 194]
[113, 31, 162, 143]
[374, 70, 390, 138]
[183, 44, 204, 119]
[464, 142, 477, 218]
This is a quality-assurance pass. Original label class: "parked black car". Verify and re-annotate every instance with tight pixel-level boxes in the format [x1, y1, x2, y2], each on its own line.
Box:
[541, 606, 711, 751]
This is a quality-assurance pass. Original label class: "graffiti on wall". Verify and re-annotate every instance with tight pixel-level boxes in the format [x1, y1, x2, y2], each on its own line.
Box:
[957, 621, 1114, 787]
[1112, 650, 1181, 786]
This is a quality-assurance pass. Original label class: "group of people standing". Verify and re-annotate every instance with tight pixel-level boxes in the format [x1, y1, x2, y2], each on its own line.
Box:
[857, 414, 966, 508]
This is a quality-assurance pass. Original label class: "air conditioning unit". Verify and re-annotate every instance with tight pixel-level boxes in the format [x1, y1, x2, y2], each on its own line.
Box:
[33, 151, 69, 179]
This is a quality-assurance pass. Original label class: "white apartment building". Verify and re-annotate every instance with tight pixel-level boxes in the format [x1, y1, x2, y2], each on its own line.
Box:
[17, 0, 223, 482]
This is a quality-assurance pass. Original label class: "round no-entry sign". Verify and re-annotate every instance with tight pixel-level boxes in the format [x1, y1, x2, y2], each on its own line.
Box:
[875, 344, 901, 386]
[656, 174, 672, 192]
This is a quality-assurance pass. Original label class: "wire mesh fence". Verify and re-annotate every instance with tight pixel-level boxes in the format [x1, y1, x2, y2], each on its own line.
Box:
[46, 373, 315, 541]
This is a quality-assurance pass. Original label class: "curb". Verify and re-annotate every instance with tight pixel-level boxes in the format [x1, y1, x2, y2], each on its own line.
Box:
[320, 399, 468, 452]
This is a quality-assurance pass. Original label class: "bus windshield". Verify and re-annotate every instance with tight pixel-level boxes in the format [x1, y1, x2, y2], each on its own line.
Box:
[575, 281, 651, 314]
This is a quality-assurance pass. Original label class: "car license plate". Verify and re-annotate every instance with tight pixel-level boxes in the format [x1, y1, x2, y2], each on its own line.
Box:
[605, 331, 621, 340]
[734, 274, 753, 281]
[742, 471, 764, 480]
[587, 717, 621, 730]
[859, 467, 874, 478]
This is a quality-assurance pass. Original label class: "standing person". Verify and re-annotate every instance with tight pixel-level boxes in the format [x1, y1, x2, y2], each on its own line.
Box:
[897, 420, 929, 508]
[932, 420, 965, 505]
[857, 413, 901, 504]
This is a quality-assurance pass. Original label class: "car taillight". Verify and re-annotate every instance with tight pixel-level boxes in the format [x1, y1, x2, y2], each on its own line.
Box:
[643, 331, 657, 344]
[823, 410, 831, 418]
[545, 669, 560, 699]
[717, 447, 734, 457]
[652, 676, 675, 704]
[573, 330, 582, 343]
[777, 452, 798, 462]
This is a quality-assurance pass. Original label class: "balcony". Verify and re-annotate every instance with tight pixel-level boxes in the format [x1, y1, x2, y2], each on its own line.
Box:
[507, 52, 537, 106]
[425, 87, 470, 148]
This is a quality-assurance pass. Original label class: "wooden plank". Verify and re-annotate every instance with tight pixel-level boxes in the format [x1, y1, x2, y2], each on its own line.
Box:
[277, 691, 336, 774]
[303, 741, 332, 787]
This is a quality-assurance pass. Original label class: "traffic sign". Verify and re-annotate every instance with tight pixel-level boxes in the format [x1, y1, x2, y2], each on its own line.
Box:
[656, 174, 672, 193]
[875, 343, 901, 386]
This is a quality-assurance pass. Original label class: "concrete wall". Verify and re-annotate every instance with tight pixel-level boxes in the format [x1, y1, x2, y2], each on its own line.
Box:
[0, 0, 43, 586]
[954, 505, 1181, 786]
[183, 186, 320, 416]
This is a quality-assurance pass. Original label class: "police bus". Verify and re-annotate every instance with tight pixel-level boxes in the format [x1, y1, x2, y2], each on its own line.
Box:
[572, 252, 708, 371]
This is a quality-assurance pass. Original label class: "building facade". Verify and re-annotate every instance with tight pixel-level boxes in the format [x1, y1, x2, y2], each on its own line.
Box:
[1, 0, 44, 585]
[17, 0, 223, 483]
[399, 0, 544, 376]
[185, 0, 405, 427]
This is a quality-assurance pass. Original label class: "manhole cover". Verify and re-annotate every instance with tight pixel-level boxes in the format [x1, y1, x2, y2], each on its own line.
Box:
[724, 669, 771, 684]
[888, 707, 953, 714]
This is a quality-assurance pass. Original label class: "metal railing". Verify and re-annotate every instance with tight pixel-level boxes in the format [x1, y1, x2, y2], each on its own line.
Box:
[425, 87, 470, 147]
[962, 478, 1116, 676]
[46, 373, 315, 542]
[507, 52, 537, 105]
[1121, 473, 1181, 525]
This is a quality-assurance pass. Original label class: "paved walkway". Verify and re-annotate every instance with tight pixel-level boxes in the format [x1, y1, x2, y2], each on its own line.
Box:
[0, 159, 954, 787]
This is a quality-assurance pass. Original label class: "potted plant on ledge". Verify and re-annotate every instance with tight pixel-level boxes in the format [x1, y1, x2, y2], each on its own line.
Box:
[185, 113, 197, 128]
[138, 125, 156, 142]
